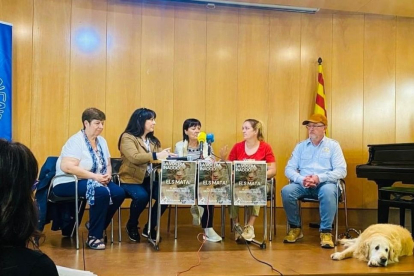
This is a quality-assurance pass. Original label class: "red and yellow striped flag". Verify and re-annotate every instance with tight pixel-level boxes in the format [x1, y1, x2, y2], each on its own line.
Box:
[314, 57, 328, 136]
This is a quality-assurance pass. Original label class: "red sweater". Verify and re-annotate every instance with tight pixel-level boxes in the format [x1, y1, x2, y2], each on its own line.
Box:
[228, 141, 275, 163]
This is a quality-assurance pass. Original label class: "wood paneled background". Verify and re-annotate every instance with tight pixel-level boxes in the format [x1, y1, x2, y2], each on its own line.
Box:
[1, 0, 414, 209]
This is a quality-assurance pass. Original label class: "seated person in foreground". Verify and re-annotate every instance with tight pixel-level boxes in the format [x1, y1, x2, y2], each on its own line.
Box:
[53, 108, 125, 250]
[281, 114, 347, 248]
[0, 139, 58, 276]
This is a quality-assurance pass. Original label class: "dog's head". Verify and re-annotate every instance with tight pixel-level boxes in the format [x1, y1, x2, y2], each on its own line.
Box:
[361, 236, 397, 267]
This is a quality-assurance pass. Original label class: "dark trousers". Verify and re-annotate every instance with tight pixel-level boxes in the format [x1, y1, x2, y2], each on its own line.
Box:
[200, 205, 214, 228]
[53, 180, 125, 238]
[121, 177, 167, 230]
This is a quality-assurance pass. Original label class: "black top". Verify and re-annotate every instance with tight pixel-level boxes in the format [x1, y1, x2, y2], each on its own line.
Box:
[0, 246, 58, 276]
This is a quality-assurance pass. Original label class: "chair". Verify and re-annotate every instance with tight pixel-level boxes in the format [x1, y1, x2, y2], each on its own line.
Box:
[48, 174, 84, 250]
[166, 204, 226, 239]
[111, 157, 125, 242]
[267, 178, 276, 241]
[286, 179, 351, 244]
[231, 178, 276, 241]
[48, 172, 117, 249]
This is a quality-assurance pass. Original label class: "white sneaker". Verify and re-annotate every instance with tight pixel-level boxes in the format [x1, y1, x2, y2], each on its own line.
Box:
[234, 223, 242, 241]
[241, 225, 255, 241]
[190, 205, 204, 226]
[204, 228, 222, 242]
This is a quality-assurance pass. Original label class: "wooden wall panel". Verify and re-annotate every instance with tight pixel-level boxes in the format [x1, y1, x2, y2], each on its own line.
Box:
[396, 17, 414, 143]
[268, 12, 301, 207]
[332, 14, 364, 208]
[363, 15, 396, 208]
[205, 8, 239, 155]
[69, 0, 107, 134]
[5, 0, 414, 209]
[31, 0, 71, 165]
[299, 14, 333, 140]
[141, 2, 175, 149]
[173, 5, 207, 144]
[237, 10, 269, 141]
[106, 0, 142, 156]
[1, 0, 33, 147]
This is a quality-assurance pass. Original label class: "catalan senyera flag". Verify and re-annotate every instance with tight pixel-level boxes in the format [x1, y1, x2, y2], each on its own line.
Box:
[314, 58, 328, 136]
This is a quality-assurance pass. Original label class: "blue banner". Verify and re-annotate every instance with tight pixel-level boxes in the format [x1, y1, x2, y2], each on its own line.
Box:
[0, 22, 12, 141]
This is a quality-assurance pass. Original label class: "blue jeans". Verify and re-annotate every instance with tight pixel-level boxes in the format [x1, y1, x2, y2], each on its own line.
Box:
[281, 182, 338, 231]
[121, 177, 167, 230]
[53, 180, 125, 238]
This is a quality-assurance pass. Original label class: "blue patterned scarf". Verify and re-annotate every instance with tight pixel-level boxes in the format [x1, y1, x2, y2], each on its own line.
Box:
[82, 130, 112, 206]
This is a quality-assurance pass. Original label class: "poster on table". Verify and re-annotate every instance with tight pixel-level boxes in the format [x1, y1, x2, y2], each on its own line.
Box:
[233, 161, 267, 206]
[198, 161, 232, 205]
[160, 160, 197, 205]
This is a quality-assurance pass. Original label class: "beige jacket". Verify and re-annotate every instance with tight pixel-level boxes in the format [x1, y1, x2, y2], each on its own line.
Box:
[119, 133, 160, 184]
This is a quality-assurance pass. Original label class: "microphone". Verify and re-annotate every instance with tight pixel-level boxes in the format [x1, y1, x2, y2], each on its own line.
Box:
[197, 132, 207, 159]
[206, 133, 214, 156]
[166, 156, 191, 161]
[206, 133, 214, 144]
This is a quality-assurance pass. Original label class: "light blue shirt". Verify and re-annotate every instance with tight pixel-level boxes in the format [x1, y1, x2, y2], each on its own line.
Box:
[285, 136, 347, 185]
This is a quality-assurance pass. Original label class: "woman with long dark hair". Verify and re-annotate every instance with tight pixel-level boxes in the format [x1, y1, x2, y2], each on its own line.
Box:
[118, 108, 173, 242]
[0, 139, 58, 275]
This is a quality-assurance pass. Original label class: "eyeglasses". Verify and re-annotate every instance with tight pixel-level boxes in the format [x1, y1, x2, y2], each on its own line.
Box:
[306, 124, 325, 129]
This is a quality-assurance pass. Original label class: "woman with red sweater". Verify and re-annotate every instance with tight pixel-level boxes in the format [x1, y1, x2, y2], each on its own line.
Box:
[221, 119, 276, 241]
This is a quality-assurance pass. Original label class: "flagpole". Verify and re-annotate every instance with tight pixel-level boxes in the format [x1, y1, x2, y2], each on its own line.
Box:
[314, 57, 328, 136]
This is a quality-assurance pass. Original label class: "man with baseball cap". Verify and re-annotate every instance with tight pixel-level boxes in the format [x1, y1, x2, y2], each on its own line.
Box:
[281, 113, 347, 248]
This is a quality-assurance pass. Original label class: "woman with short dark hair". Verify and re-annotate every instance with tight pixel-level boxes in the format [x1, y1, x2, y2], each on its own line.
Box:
[174, 118, 222, 242]
[53, 107, 125, 250]
[0, 139, 58, 275]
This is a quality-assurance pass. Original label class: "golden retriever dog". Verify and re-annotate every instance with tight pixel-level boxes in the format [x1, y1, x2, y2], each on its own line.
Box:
[331, 224, 413, 267]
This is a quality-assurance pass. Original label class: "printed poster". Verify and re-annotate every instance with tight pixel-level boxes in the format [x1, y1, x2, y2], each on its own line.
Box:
[233, 161, 267, 206]
[198, 161, 232, 205]
[160, 160, 197, 205]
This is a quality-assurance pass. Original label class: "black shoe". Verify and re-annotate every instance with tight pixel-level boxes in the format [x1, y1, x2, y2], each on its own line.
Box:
[126, 225, 140, 242]
[142, 225, 161, 241]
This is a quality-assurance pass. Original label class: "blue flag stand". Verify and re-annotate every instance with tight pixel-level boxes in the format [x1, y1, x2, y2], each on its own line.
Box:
[0, 21, 13, 141]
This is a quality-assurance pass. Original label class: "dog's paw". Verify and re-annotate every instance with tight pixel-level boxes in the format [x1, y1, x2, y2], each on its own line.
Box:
[331, 252, 343, 260]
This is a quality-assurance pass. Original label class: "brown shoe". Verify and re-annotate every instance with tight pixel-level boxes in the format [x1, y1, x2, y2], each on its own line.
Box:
[320, 232, 334, 248]
[283, 228, 303, 243]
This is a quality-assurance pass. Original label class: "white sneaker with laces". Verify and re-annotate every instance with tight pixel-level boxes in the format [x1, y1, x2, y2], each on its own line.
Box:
[204, 228, 222, 242]
[241, 225, 255, 241]
[190, 205, 204, 226]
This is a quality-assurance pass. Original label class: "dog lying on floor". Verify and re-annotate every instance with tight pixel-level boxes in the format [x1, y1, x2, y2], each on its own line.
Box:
[331, 224, 413, 267]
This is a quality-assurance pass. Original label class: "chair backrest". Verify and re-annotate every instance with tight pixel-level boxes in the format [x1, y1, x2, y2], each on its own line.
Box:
[35, 156, 59, 232]
[111, 158, 122, 184]
[338, 179, 346, 203]
[267, 178, 275, 199]
[111, 158, 122, 174]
